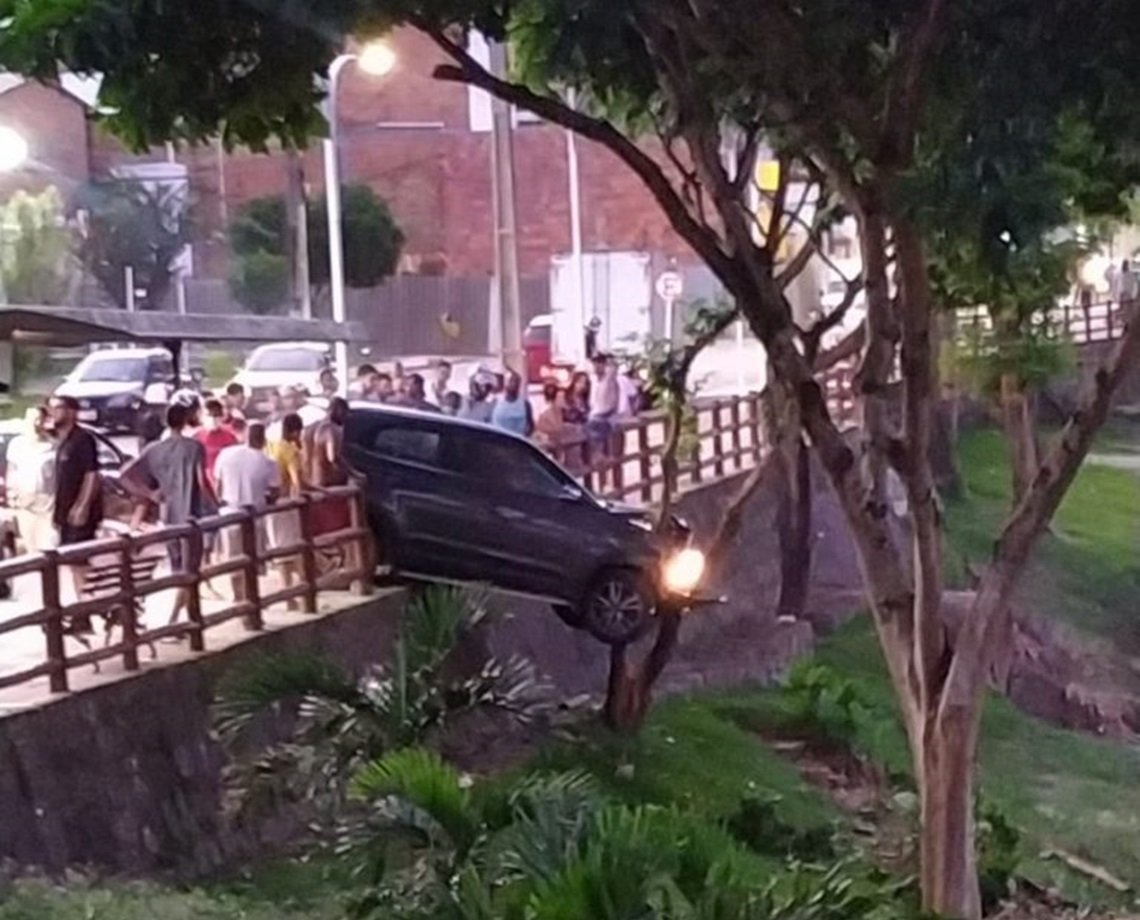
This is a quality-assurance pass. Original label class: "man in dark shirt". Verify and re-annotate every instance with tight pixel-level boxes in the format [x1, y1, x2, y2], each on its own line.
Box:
[50, 395, 102, 545]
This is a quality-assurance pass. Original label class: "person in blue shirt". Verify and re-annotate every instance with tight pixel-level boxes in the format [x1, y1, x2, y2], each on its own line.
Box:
[490, 371, 534, 438]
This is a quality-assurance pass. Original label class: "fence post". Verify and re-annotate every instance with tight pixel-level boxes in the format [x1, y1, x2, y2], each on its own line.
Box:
[730, 397, 743, 470]
[299, 494, 319, 614]
[637, 422, 652, 504]
[240, 508, 263, 631]
[749, 393, 763, 460]
[691, 408, 704, 484]
[611, 427, 626, 498]
[712, 402, 726, 479]
[349, 487, 374, 596]
[186, 522, 205, 652]
[118, 535, 139, 671]
[41, 550, 67, 693]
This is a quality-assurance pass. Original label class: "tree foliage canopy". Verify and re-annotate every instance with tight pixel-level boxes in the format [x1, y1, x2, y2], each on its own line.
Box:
[230, 183, 404, 304]
[0, 186, 75, 305]
[71, 179, 192, 310]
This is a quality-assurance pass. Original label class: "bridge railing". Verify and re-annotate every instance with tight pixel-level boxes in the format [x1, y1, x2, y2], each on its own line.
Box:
[955, 298, 1133, 347]
[0, 485, 373, 697]
[547, 392, 774, 505]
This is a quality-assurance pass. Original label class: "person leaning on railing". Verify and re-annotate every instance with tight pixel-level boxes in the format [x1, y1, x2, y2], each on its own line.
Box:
[214, 420, 280, 600]
[265, 413, 307, 612]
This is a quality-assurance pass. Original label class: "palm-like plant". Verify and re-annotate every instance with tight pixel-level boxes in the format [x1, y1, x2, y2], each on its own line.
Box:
[213, 586, 546, 824]
[343, 748, 911, 920]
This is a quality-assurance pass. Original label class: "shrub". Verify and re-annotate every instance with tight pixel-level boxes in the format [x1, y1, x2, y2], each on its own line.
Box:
[977, 799, 1024, 911]
[782, 661, 876, 752]
[725, 791, 837, 862]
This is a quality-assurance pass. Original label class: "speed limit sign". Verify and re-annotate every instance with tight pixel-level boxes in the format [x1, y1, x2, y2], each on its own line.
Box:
[655, 270, 684, 301]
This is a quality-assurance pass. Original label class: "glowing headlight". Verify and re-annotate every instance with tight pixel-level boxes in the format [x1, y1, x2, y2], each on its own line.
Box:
[661, 547, 706, 596]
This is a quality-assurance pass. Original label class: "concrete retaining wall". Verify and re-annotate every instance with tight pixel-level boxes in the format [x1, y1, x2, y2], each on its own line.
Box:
[0, 592, 405, 877]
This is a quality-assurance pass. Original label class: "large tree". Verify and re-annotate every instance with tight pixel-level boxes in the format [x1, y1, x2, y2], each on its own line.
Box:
[0, 186, 76, 305]
[71, 179, 191, 310]
[6, 1, 1140, 915]
[230, 183, 405, 314]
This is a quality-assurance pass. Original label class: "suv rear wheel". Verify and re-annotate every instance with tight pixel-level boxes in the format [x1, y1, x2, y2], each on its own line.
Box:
[582, 569, 655, 645]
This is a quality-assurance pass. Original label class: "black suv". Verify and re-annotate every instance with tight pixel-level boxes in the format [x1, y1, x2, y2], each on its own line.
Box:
[344, 405, 703, 644]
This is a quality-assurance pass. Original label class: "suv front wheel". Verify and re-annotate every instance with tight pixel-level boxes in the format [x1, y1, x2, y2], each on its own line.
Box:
[581, 569, 655, 645]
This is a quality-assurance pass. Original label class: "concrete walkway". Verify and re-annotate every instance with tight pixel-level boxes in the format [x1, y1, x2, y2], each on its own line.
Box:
[0, 562, 376, 716]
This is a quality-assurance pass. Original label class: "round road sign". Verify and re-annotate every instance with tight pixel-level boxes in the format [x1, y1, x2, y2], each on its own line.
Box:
[655, 270, 684, 301]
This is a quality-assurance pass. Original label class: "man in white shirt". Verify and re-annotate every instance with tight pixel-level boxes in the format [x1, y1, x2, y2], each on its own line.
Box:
[587, 354, 622, 487]
[214, 422, 281, 599]
[6, 407, 58, 554]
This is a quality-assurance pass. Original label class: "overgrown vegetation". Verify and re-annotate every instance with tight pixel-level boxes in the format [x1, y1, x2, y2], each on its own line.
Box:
[214, 587, 543, 825]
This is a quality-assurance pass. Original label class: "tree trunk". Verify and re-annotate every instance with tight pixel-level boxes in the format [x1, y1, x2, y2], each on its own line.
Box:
[603, 606, 682, 733]
[918, 704, 983, 919]
[1000, 374, 1038, 504]
[930, 392, 962, 498]
[776, 436, 812, 620]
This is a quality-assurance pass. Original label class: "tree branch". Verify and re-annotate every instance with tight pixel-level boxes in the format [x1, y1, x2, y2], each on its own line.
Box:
[813, 324, 867, 374]
[946, 307, 1140, 709]
[803, 277, 865, 359]
[421, 26, 738, 286]
[882, 0, 949, 166]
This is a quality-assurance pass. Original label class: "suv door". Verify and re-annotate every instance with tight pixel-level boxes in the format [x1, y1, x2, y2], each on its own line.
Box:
[345, 414, 490, 579]
[445, 431, 608, 600]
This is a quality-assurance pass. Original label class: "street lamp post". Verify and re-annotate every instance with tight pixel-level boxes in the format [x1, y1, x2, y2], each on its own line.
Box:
[322, 41, 396, 394]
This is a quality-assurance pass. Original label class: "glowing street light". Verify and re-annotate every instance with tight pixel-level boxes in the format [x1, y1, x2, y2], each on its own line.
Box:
[0, 126, 29, 173]
[323, 38, 397, 392]
[356, 40, 398, 78]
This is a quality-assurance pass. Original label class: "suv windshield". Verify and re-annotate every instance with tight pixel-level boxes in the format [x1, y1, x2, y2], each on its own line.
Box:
[247, 348, 326, 372]
[78, 357, 147, 383]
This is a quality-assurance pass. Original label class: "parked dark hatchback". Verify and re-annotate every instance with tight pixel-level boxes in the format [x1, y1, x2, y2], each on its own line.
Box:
[344, 405, 704, 644]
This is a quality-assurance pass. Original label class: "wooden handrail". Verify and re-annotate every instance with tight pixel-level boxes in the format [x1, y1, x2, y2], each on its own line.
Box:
[0, 486, 374, 698]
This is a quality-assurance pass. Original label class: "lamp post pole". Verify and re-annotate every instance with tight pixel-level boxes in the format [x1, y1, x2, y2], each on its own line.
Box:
[488, 40, 524, 373]
[322, 53, 354, 396]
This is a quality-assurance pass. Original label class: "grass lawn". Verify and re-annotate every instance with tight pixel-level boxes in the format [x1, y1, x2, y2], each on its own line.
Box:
[805, 618, 1140, 907]
[945, 427, 1140, 659]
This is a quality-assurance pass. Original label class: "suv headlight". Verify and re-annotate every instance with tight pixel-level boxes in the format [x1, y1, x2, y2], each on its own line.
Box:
[661, 547, 706, 596]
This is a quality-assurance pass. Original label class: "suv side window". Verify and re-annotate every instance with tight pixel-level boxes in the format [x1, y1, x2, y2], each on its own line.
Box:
[371, 425, 442, 467]
[454, 435, 566, 497]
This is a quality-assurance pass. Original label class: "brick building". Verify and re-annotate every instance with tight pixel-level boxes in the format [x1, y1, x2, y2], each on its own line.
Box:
[0, 29, 704, 351]
[106, 28, 695, 285]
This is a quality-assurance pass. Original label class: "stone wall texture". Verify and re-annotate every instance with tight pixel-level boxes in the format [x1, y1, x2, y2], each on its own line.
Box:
[0, 593, 404, 877]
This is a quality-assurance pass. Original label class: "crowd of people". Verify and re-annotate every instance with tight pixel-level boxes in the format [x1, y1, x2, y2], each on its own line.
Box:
[4, 385, 354, 624]
[1, 350, 652, 620]
[345, 353, 649, 469]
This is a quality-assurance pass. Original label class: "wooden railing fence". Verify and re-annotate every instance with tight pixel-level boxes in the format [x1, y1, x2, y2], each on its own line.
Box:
[0, 485, 372, 696]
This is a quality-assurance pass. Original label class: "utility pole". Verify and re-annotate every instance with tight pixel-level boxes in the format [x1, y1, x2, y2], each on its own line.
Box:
[488, 40, 524, 373]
